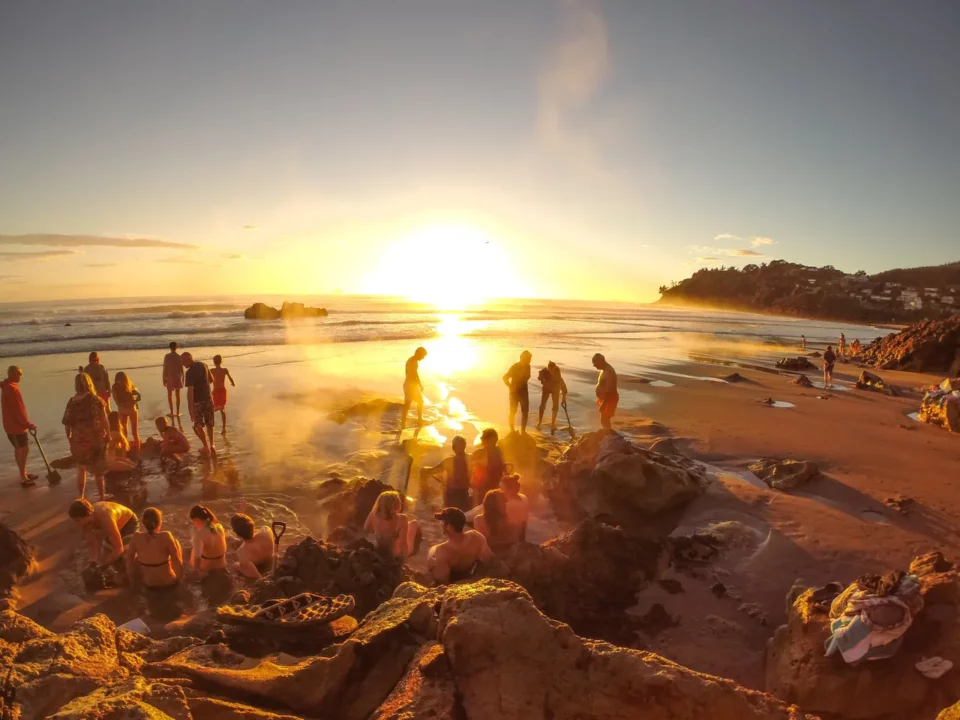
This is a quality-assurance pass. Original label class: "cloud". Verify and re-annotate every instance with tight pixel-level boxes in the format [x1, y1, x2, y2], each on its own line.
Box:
[713, 233, 743, 242]
[688, 245, 765, 259]
[696, 257, 720, 262]
[0, 250, 79, 261]
[242, 225, 258, 231]
[0, 233, 198, 250]
[83, 262, 118, 268]
[750, 236, 775, 247]
[730, 249, 763, 257]
[156, 257, 206, 265]
[537, 0, 610, 173]
[223, 253, 247, 260]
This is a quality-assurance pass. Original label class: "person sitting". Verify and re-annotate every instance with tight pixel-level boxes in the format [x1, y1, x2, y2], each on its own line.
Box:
[155, 417, 190, 470]
[500, 473, 530, 542]
[229, 513, 275, 579]
[470, 428, 506, 506]
[188, 505, 227, 574]
[364, 490, 422, 559]
[69, 498, 138, 570]
[473, 489, 519, 556]
[125, 507, 183, 590]
[428, 507, 494, 584]
[419, 435, 472, 511]
[106, 411, 139, 474]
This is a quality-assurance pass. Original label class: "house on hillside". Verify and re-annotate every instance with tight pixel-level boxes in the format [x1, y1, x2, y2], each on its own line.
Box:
[943, 295, 956, 306]
[884, 282, 901, 290]
[924, 288, 941, 298]
[900, 289, 923, 310]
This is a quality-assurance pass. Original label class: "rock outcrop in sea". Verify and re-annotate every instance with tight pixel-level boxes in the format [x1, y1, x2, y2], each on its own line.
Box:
[859, 315, 960, 374]
[243, 301, 328, 320]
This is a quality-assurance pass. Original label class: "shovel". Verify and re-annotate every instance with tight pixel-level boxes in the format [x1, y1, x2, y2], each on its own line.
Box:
[271, 521, 286, 572]
[561, 401, 575, 439]
[30, 428, 62, 484]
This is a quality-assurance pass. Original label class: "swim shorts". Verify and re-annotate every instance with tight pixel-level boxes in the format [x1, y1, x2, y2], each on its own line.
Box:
[510, 386, 530, 415]
[164, 374, 184, 390]
[598, 393, 619, 419]
[7, 432, 27, 449]
[98, 391, 111, 405]
[403, 381, 423, 404]
[212, 387, 228, 411]
[193, 399, 215, 428]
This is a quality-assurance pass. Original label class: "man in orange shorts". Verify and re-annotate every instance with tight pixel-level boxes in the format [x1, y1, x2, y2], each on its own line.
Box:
[210, 355, 236, 434]
[592, 353, 619, 431]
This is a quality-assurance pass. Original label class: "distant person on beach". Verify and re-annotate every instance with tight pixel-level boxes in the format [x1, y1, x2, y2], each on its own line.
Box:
[125, 507, 183, 590]
[592, 353, 619, 431]
[182, 353, 217, 459]
[470, 427, 507, 506]
[500, 473, 529, 542]
[473, 489, 518, 556]
[428, 507, 495, 584]
[229, 513, 275, 579]
[84, 352, 112, 409]
[800, 335, 807, 350]
[188, 505, 227, 574]
[851, 338, 862, 356]
[365, 490, 422, 559]
[823, 345, 837, 390]
[503, 351, 533, 434]
[111, 371, 141, 453]
[400, 347, 428, 434]
[420, 434, 472, 511]
[63, 373, 110, 500]
[155, 416, 190, 470]
[2, 365, 37, 487]
[210, 355, 236, 434]
[163, 342, 184, 418]
[536, 361, 568, 435]
[69, 498, 138, 569]
[838, 333, 847, 357]
[106, 411, 139, 474]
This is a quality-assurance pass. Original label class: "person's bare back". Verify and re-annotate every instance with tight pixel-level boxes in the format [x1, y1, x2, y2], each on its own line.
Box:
[430, 529, 493, 582]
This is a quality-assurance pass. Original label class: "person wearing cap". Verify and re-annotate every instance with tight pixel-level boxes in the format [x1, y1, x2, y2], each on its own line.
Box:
[399, 347, 428, 435]
[2, 365, 37, 487]
[428, 507, 494, 584]
[163, 342, 184, 418]
[503, 350, 533, 434]
[592, 353, 619, 431]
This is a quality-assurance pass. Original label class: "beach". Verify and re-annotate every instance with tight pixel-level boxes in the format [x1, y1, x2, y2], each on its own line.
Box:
[1, 297, 957, 691]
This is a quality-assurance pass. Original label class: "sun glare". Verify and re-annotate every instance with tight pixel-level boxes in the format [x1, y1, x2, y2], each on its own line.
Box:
[363, 224, 527, 310]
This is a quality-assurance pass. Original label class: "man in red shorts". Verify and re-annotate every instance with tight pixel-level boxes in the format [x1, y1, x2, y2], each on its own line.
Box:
[2, 366, 37, 487]
[210, 354, 236, 434]
[592, 353, 619, 431]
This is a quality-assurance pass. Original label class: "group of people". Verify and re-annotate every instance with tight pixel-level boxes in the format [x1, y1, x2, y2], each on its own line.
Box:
[2, 342, 237, 495]
[68, 498, 277, 595]
[400, 346, 620, 437]
[799, 333, 864, 391]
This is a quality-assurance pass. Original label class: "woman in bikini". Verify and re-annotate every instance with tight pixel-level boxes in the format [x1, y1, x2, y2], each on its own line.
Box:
[106, 411, 139, 474]
[473, 489, 519, 557]
[125, 507, 183, 590]
[189, 505, 228, 574]
[364, 490, 421, 559]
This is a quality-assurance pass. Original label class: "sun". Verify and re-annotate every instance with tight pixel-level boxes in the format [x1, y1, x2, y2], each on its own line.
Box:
[363, 224, 527, 309]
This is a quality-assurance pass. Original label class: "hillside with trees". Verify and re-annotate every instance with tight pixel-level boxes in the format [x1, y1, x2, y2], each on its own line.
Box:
[658, 260, 960, 324]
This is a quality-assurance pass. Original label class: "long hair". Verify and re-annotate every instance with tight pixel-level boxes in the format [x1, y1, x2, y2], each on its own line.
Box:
[374, 491, 402, 520]
[74, 372, 96, 396]
[142, 507, 162, 534]
[482, 489, 507, 534]
[112, 371, 135, 397]
[189, 505, 222, 533]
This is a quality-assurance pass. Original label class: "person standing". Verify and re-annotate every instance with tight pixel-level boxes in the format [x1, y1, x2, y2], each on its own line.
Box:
[536, 361, 568, 435]
[111, 371, 141, 453]
[823, 345, 837, 390]
[210, 355, 236, 434]
[2, 366, 37, 487]
[592, 353, 619, 431]
[838, 333, 847, 357]
[63, 373, 110, 499]
[182, 352, 216, 458]
[503, 350, 533, 434]
[399, 347, 427, 435]
[470, 427, 506, 506]
[163, 342, 184, 418]
[419, 434, 472, 511]
[800, 335, 807, 351]
[84, 352, 111, 409]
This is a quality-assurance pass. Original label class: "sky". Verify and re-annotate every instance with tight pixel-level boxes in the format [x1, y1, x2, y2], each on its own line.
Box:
[1, 0, 959, 305]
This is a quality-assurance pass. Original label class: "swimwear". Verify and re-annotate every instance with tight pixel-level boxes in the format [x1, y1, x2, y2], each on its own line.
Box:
[510, 385, 530, 416]
[598, 393, 620, 419]
[201, 553, 225, 561]
[193, 399, 215, 429]
[137, 558, 171, 568]
[7, 432, 27, 449]
[444, 487, 472, 513]
[403, 381, 423, 404]
[212, 386, 228, 411]
[120, 516, 139, 538]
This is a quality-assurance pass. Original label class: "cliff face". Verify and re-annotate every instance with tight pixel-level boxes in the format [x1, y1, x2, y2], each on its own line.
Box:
[858, 315, 960, 373]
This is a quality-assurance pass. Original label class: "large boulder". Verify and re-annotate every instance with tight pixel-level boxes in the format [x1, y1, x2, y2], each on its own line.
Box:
[766, 552, 960, 719]
[48, 677, 192, 720]
[859, 315, 960, 373]
[748, 459, 821, 491]
[776, 357, 818, 372]
[544, 431, 705, 533]
[0, 523, 35, 599]
[919, 391, 960, 433]
[243, 302, 328, 320]
[856, 370, 901, 396]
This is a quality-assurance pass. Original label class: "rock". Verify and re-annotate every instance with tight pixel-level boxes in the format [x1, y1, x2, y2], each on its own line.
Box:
[544, 431, 705, 532]
[659, 578, 685, 594]
[649, 437, 680, 456]
[221, 614, 358, 658]
[723, 372, 746, 383]
[369, 643, 459, 720]
[47, 677, 192, 719]
[859, 316, 960, 373]
[776, 357, 818, 371]
[919, 391, 960, 433]
[766, 553, 960, 719]
[243, 301, 328, 320]
[748, 459, 821, 491]
[247, 536, 407, 618]
[321, 477, 394, 535]
[793, 375, 813, 388]
[0, 523, 35, 598]
[185, 695, 305, 719]
[637, 603, 679, 636]
[436, 579, 815, 720]
[808, 351, 822, 358]
[712, 582, 728, 598]
[855, 370, 901, 396]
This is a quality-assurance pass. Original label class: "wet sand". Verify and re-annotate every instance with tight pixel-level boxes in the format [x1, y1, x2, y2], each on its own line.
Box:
[2, 331, 958, 690]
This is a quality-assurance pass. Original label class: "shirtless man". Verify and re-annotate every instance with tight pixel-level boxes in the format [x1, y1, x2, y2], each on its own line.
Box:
[210, 355, 236, 434]
[84, 352, 112, 409]
[592, 353, 619, 431]
[163, 342, 184, 418]
[68, 498, 138, 569]
[428, 507, 495, 584]
[823, 345, 837, 390]
[399, 347, 427, 435]
[182, 352, 216, 458]
[500, 473, 530, 542]
[503, 351, 533, 434]
[229, 513, 275, 579]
